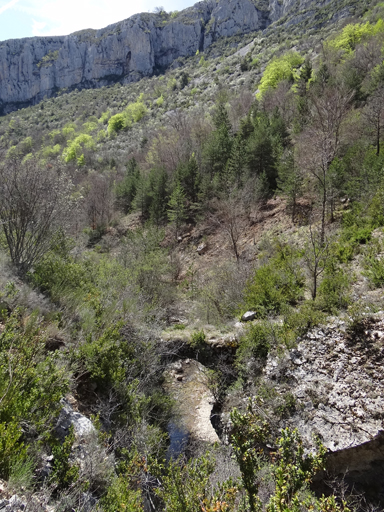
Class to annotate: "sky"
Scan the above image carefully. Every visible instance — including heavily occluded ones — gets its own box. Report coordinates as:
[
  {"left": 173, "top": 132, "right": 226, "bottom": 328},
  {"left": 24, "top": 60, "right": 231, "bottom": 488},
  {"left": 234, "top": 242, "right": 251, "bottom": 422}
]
[{"left": 0, "top": 0, "right": 195, "bottom": 41}]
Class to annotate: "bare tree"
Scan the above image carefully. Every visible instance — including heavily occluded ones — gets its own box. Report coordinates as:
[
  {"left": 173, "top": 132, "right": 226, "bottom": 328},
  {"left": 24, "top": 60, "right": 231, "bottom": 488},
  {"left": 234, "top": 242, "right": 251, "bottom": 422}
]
[
  {"left": 363, "top": 85, "right": 384, "bottom": 156},
  {"left": 85, "top": 172, "right": 115, "bottom": 232},
  {"left": 210, "top": 194, "right": 244, "bottom": 262},
  {"left": 0, "top": 157, "right": 75, "bottom": 274},
  {"left": 297, "top": 85, "right": 354, "bottom": 244},
  {"left": 304, "top": 224, "right": 330, "bottom": 300}
]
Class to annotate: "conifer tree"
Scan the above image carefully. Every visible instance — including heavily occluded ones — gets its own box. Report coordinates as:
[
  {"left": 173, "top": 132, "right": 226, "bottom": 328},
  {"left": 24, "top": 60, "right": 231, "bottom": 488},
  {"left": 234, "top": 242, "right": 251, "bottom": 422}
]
[
  {"left": 167, "top": 182, "right": 187, "bottom": 239},
  {"left": 116, "top": 158, "right": 140, "bottom": 213},
  {"left": 277, "top": 149, "right": 303, "bottom": 222}
]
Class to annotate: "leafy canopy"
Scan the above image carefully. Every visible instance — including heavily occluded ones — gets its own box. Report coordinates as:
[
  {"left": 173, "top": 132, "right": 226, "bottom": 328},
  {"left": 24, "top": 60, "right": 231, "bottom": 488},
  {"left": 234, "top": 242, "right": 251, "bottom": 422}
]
[
  {"left": 326, "top": 19, "right": 384, "bottom": 54},
  {"left": 257, "top": 52, "right": 304, "bottom": 98}
]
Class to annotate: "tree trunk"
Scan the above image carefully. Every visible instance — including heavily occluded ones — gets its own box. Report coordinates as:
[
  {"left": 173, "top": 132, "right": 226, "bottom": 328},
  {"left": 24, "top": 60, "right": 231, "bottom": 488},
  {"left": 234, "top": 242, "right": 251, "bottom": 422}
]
[{"left": 321, "top": 185, "right": 326, "bottom": 246}]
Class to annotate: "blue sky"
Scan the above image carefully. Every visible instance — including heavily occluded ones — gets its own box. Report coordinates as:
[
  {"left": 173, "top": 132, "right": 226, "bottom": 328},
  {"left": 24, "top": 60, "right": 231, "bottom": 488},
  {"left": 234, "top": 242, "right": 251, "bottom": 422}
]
[{"left": 0, "top": 0, "right": 195, "bottom": 41}]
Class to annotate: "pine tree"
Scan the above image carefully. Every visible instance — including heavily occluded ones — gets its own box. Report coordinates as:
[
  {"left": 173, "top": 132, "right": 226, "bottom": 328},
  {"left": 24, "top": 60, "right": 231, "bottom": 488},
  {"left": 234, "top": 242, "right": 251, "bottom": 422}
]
[
  {"left": 133, "top": 172, "right": 151, "bottom": 219},
  {"left": 277, "top": 149, "right": 303, "bottom": 223},
  {"left": 149, "top": 167, "right": 169, "bottom": 226},
  {"left": 225, "top": 135, "right": 247, "bottom": 191},
  {"left": 177, "top": 155, "right": 201, "bottom": 204},
  {"left": 167, "top": 182, "right": 187, "bottom": 239},
  {"left": 203, "top": 104, "right": 233, "bottom": 178},
  {"left": 116, "top": 158, "right": 140, "bottom": 213}
]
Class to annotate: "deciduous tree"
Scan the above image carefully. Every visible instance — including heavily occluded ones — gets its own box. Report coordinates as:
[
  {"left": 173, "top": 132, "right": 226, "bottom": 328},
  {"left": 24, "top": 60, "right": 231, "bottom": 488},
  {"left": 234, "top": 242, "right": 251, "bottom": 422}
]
[{"left": 0, "top": 157, "right": 75, "bottom": 274}]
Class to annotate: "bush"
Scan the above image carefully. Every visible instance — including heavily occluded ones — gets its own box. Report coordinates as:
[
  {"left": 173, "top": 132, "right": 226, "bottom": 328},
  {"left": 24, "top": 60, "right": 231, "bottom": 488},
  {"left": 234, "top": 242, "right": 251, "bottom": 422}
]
[
  {"left": 363, "top": 241, "right": 384, "bottom": 288},
  {"left": 326, "top": 19, "right": 384, "bottom": 53},
  {"left": 335, "top": 226, "right": 372, "bottom": 262},
  {"left": 317, "top": 267, "right": 351, "bottom": 313},
  {"left": 0, "top": 422, "right": 25, "bottom": 480},
  {"left": 50, "top": 427, "right": 79, "bottom": 490},
  {"left": 107, "top": 113, "right": 126, "bottom": 135},
  {"left": 0, "top": 310, "right": 69, "bottom": 479},
  {"left": 79, "top": 323, "right": 133, "bottom": 388},
  {"left": 239, "top": 323, "right": 272, "bottom": 360},
  {"left": 283, "top": 302, "right": 325, "bottom": 343},
  {"left": 243, "top": 245, "right": 304, "bottom": 317},
  {"left": 189, "top": 329, "right": 206, "bottom": 349},
  {"left": 62, "top": 133, "right": 95, "bottom": 162}
]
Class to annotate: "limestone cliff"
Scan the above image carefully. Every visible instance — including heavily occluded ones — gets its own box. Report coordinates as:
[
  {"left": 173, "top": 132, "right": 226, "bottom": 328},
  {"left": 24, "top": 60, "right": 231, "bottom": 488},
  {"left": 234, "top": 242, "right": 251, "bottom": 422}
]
[
  {"left": 0, "top": 0, "right": 268, "bottom": 114},
  {"left": 0, "top": 0, "right": 343, "bottom": 114}
]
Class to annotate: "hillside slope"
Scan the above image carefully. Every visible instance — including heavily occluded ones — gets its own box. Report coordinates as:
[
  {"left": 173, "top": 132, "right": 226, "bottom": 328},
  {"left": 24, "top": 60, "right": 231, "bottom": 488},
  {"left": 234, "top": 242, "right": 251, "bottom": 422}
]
[{"left": 0, "top": 0, "right": 361, "bottom": 114}]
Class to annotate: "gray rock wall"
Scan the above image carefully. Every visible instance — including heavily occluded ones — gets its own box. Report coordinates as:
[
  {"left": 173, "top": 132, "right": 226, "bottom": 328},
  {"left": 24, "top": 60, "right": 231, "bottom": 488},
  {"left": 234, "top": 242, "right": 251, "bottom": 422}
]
[
  {"left": 0, "top": 0, "right": 342, "bottom": 114},
  {"left": 0, "top": 0, "right": 271, "bottom": 114}
]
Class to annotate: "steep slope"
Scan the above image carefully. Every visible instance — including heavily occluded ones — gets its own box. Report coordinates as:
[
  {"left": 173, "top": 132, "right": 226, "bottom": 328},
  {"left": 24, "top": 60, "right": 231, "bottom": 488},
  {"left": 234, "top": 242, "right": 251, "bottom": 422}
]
[
  {"left": 0, "top": 0, "right": 358, "bottom": 114},
  {"left": 0, "top": 0, "right": 268, "bottom": 114}
]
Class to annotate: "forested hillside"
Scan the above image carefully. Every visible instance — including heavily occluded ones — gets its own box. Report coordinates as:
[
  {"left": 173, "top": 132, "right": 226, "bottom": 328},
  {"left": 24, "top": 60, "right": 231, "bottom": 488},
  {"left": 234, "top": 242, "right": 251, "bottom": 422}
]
[{"left": 0, "top": 0, "right": 384, "bottom": 510}]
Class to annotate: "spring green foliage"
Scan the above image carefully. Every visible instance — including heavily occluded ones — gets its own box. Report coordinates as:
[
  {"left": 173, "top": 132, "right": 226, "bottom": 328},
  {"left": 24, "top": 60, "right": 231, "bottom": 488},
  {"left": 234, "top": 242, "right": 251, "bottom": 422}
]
[
  {"left": 80, "top": 323, "right": 134, "bottom": 387},
  {"left": 153, "top": 453, "right": 238, "bottom": 512},
  {"left": 189, "top": 329, "right": 206, "bottom": 348},
  {"left": 37, "top": 50, "right": 59, "bottom": 68},
  {"left": 107, "top": 95, "right": 147, "bottom": 135},
  {"left": 0, "top": 423, "right": 25, "bottom": 480},
  {"left": 257, "top": 52, "right": 304, "bottom": 97},
  {"left": 102, "top": 474, "right": 143, "bottom": 512},
  {"left": 62, "top": 133, "right": 95, "bottom": 163},
  {"left": 107, "top": 113, "right": 126, "bottom": 135},
  {"left": 326, "top": 19, "right": 384, "bottom": 53},
  {"left": 317, "top": 265, "right": 351, "bottom": 313}
]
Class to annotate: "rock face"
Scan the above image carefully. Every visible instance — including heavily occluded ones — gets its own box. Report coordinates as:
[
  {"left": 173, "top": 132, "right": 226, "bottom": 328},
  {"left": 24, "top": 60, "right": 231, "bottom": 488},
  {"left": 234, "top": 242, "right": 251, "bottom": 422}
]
[
  {"left": 0, "top": 0, "right": 335, "bottom": 114},
  {"left": 0, "top": 0, "right": 263, "bottom": 114},
  {"left": 55, "top": 397, "right": 95, "bottom": 441},
  {"left": 263, "top": 315, "right": 384, "bottom": 488}
]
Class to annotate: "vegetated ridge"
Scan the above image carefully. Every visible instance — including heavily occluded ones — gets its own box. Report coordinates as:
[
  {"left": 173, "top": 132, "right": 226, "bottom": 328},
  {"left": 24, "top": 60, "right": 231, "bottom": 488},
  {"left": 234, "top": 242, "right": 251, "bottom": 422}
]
[
  {"left": 0, "top": 0, "right": 361, "bottom": 114},
  {"left": 0, "top": 0, "right": 384, "bottom": 510}
]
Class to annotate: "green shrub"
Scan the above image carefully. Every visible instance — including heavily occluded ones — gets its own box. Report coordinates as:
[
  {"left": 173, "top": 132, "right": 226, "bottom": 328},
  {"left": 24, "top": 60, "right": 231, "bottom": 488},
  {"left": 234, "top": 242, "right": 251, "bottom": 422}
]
[
  {"left": 173, "top": 323, "right": 186, "bottom": 330},
  {"left": 79, "top": 323, "right": 133, "bottom": 388},
  {"left": 317, "top": 268, "right": 351, "bottom": 313},
  {"left": 283, "top": 302, "right": 325, "bottom": 343},
  {"left": 102, "top": 475, "right": 143, "bottom": 512},
  {"left": 363, "top": 241, "right": 384, "bottom": 288},
  {"left": 238, "top": 322, "right": 272, "bottom": 360},
  {"left": 243, "top": 246, "right": 304, "bottom": 317},
  {"left": 62, "top": 133, "right": 95, "bottom": 162},
  {"left": 189, "top": 329, "right": 206, "bottom": 348},
  {"left": 0, "top": 422, "right": 25, "bottom": 479},
  {"left": 335, "top": 226, "right": 372, "bottom": 263},
  {"left": 326, "top": 19, "right": 384, "bottom": 54},
  {"left": 108, "top": 113, "right": 126, "bottom": 135},
  {"left": 32, "top": 252, "right": 96, "bottom": 302},
  {"left": 50, "top": 427, "right": 79, "bottom": 490}
]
